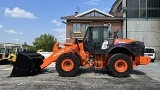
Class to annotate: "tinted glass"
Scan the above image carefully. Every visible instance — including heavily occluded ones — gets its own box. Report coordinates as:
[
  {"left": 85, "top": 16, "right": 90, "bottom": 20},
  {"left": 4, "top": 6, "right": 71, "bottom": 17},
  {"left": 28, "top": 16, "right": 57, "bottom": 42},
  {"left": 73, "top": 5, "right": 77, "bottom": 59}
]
[{"left": 144, "top": 48, "right": 154, "bottom": 53}]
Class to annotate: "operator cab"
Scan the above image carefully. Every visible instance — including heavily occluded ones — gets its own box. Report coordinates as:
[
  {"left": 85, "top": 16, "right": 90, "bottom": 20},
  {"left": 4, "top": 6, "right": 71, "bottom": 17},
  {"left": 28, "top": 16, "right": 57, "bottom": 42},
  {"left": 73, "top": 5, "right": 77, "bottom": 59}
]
[
  {"left": 83, "top": 26, "right": 112, "bottom": 54},
  {"left": 0, "top": 48, "right": 5, "bottom": 53}
]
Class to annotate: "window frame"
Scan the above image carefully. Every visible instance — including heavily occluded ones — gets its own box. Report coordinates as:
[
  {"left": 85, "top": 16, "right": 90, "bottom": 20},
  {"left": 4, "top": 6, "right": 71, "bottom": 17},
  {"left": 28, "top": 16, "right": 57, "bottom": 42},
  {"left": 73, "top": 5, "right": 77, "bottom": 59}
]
[
  {"left": 127, "top": 0, "right": 160, "bottom": 18},
  {"left": 72, "top": 23, "right": 80, "bottom": 32},
  {"left": 82, "top": 24, "right": 90, "bottom": 32}
]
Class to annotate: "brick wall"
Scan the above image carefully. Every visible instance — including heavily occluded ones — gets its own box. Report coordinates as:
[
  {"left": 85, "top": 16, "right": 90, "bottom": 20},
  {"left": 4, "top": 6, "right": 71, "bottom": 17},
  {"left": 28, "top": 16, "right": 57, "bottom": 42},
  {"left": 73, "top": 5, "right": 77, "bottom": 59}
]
[{"left": 66, "top": 20, "right": 122, "bottom": 43}]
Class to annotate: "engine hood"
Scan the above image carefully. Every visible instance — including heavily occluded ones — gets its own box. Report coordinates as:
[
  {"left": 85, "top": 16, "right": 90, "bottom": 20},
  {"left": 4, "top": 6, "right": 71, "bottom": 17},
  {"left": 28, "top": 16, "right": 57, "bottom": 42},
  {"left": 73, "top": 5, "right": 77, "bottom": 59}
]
[{"left": 114, "top": 38, "right": 135, "bottom": 46}]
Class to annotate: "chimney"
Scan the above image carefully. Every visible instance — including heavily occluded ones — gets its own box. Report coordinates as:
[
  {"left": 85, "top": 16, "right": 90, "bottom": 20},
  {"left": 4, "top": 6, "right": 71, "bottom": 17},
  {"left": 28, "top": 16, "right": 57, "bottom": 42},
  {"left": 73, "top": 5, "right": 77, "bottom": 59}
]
[{"left": 75, "top": 12, "right": 78, "bottom": 16}]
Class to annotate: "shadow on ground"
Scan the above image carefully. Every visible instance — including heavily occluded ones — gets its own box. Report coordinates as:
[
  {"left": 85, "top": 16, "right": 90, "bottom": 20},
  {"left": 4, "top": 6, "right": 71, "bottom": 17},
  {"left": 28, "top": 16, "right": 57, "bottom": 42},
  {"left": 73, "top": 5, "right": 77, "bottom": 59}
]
[
  {"left": 40, "top": 67, "right": 146, "bottom": 77},
  {"left": 9, "top": 67, "right": 147, "bottom": 78},
  {"left": 131, "top": 69, "right": 146, "bottom": 75},
  {"left": 33, "top": 67, "right": 112, "bottom": 77},
  {"left": 0, "top": 60, "right": 10, "bottom": 65}
]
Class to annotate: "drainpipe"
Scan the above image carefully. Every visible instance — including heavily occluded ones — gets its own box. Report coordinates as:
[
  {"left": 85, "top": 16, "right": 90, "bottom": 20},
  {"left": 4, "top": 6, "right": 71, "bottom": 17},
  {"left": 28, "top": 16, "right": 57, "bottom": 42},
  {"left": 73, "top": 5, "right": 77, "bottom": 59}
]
[{"left": 126, "top": 0, "right": 127, "bottom": 39}]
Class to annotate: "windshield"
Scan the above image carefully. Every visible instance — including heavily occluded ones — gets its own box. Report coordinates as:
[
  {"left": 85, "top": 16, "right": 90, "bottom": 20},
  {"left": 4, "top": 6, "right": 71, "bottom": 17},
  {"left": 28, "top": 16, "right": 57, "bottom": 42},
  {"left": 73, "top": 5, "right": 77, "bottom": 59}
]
[
  {"left": 17, "top": 48, "right": 23, "bottom": 52},
  {"left": 92, "top": 27, "right": 100, "bottom": 43},
  {"left": 84, "top": 26, "right": 111, "bottom": 43},
  {"left": 144, "top": 48, "right": 154, "bottom": 53}
]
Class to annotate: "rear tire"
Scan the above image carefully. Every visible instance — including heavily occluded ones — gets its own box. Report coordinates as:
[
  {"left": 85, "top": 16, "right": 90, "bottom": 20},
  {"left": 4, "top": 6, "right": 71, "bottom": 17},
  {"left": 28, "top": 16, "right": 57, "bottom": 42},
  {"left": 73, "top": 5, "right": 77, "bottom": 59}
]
[
  {"left": 56, "top": 53, "right": 80, "bottom": 77},
  {"left": 107, "top": 53, "right": 132, "bottom": 78}
]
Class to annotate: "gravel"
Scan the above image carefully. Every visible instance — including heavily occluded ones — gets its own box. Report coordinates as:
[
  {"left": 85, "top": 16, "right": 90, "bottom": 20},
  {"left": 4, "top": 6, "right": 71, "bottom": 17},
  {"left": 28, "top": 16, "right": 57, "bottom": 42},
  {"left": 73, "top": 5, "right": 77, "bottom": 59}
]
[{"left": 0, "top": 61, "right": 160, "bottom": 90}]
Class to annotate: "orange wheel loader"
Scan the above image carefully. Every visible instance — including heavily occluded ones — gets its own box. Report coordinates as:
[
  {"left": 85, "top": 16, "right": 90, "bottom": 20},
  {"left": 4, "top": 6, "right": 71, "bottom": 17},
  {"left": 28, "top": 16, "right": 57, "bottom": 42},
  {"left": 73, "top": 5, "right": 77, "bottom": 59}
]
[{"left": 10, "top": 26, "right": 151, "bottom": 77}]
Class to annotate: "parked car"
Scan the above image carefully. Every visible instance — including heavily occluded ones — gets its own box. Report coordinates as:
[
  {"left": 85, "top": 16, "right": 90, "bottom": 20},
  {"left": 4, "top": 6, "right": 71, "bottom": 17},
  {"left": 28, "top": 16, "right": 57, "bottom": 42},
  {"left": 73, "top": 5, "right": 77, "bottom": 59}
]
[{"left": 144, "top": 47, "right": 156, "bottom": 62}]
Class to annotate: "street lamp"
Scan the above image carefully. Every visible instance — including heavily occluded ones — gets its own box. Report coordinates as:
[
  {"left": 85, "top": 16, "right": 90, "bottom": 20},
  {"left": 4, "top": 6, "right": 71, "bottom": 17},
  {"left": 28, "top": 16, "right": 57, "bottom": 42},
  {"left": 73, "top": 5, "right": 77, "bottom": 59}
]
[{"left": 62, "top": 21, "right": 66, "bottom": 24}]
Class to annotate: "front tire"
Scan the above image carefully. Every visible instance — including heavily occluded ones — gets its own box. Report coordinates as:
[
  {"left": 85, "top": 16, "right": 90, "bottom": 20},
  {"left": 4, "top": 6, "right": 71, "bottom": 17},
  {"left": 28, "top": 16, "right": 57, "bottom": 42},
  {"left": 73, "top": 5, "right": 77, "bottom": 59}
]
[
  {"left": 108, "top": 53, "right": 132, "bottom": 78},
  {"left": 56, "top": 53, "right": 80, "bottom": 77}
]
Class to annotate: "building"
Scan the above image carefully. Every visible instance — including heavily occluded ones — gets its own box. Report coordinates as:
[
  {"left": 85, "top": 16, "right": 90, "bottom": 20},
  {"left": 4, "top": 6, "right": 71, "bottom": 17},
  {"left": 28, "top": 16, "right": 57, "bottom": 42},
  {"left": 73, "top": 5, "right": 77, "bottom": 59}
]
[
  {"left": 110, "top": 0, "right": 160, "bottom": 59},
  {"left": 61, "top": 8, "right": 124, "bottom": 43},
  {"left": 0, "top": 43, "right": 22, "bottom": 49}
]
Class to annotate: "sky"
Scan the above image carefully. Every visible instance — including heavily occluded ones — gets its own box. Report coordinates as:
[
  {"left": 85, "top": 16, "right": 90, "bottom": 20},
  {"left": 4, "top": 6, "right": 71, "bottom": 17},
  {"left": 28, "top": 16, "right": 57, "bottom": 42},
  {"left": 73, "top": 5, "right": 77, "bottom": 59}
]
[{"left": 0, "top": 0, "right": 115, "bottom": 45}]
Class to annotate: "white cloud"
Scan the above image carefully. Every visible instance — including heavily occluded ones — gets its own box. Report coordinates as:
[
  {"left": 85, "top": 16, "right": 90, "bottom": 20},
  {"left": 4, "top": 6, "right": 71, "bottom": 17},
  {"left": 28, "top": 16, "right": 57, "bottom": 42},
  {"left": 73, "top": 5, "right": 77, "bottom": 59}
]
[
  {"left": 84, "top": 0, "right": 100, "bottom": 5},
  {"left": 52, "top": 28, "right": 66, "bottom": 43},
  {"left": 4, "top": 7, "right": 37, "bottom": 19},
  {"left": 12, "top": 38, "right": 19, "bottom": 41},
  {"left": 53, "top": 28, "right": 65, "bottom": 33},
  {"left": 0, "top": 24, "right": 3, "bottom": 29},
  {"left": 101, "top": 7, "right": 111, "bottom": 13},
  {"left": 58, "top": 33, "right": 66, "bottom": 42},
  {"left": 51, "top": 19, "right": 62, "bottom": 26},
  {"left": 5, "top": 30, "right": 23, "bottom": 34}
]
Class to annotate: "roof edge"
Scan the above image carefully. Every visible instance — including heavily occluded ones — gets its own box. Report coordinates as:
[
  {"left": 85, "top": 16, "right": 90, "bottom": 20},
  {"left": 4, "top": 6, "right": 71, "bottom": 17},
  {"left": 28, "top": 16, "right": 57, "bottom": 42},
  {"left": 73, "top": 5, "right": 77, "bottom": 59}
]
[
  {"left": 109, "top": 0, "right": 122, "bottom": 13},
  {"left": 75, "top": 8, "right": 114, "bottom": 17}
]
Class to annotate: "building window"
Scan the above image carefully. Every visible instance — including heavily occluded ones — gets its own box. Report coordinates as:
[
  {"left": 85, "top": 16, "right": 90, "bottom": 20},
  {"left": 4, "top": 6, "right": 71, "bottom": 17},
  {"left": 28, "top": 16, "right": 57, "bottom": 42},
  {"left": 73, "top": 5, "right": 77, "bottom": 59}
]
[
  {"left": 82, "top": 24, "right": 90, "bottom": 32},
  {"left": 127, "top": 0, "right": 139, "bottom": 18},
  {"left": 140, "top": 0, "right": 146, "bottom": 18},
  {"left": 117, "top": 2, "right": 122, "bottom": 12},
  {"left": 127, "top": 0, "right": 160, "bottom": 18},
  {"left": 72, "top": 23, "right": 80, "bottom": 32},
  {"left": 147, "top": 0, "right": 160, "bottom": 18},
  {"left": 90, "top": 12, "right": 94, "bottom": 16},
  {"left": 83, "top": 11, "right": 106, "bottom": 17},
  {"left": 95, "top": 12, "right": 99, "bottom": 16}
]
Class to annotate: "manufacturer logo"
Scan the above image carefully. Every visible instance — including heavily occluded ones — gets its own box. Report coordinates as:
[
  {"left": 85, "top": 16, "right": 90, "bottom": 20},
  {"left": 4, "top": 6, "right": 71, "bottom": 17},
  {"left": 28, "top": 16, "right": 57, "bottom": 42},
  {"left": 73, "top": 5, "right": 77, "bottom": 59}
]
[
  {"left": 118, "top": 42, "right": 125, "bottom": 44},
  {"left": 53, "top": 49, "right": 64, "bottom": 57}
]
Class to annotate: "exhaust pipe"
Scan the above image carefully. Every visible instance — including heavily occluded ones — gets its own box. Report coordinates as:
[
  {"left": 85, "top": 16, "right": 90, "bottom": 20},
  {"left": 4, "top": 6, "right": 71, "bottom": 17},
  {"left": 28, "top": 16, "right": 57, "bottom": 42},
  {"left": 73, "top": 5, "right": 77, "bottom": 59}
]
[{"left": 10, "top": 52, "right": 44, "bottom": 77}]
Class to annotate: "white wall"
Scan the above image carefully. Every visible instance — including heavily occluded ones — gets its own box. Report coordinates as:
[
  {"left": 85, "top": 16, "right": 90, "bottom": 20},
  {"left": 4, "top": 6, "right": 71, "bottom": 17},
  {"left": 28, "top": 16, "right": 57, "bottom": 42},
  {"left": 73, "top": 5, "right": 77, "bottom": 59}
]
[
  {"left": 127, "top": 20, "right": 160, "bottom": 59},
  {"left": 37, "top": 52, "right": 52, "bottom": 58}
]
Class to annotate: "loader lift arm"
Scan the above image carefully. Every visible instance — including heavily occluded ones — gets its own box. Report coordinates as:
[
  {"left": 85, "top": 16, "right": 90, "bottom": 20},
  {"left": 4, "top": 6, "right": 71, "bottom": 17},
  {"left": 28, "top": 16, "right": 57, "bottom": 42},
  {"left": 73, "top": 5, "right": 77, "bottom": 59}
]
[{"left": 40, "top": 42, "right": 77, "bottom": 69}]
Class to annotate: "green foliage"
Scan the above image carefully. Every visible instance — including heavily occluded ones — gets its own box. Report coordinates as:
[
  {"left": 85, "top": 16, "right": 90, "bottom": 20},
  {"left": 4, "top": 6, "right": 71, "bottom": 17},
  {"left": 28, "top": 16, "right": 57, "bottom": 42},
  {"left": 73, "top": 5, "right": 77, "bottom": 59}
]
[
  {"left": 27, "top": 46, "right": 37, "bottom": 52},
  {"left": 23, "top": 42, "right": 28, "bottom": 46},
  {"left": 32, "top": 33, "right": 57, "bottom": 52},
  {"left": 22, "top": 42, "right": 36, "bottom": 52}
]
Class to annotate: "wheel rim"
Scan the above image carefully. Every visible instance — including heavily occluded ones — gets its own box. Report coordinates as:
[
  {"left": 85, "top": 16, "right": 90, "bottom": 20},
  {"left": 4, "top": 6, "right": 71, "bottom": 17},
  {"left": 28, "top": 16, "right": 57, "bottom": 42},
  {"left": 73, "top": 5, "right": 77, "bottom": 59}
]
[
  {"left": 115, "top": 60, "right": 128, "bottom": 73},
  {"left": 61, "top": 59, "right": 74, "bottom": 72}
]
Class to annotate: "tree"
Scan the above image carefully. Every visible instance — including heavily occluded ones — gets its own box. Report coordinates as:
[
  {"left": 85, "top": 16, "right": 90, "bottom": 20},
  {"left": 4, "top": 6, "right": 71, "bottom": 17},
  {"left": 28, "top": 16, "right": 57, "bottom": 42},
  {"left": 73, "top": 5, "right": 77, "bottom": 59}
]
[
  {"left": 27, "top": 46, "right": 37, "bottom": 52},
  {"left": 23, "top": 42, "right": 28, "bottom": 46},
  {"left": 33, "top": 33, "right": 57, "bottom": 52},
  {"left": 22, "top": 42, "right": 28, "bottom": 49}
]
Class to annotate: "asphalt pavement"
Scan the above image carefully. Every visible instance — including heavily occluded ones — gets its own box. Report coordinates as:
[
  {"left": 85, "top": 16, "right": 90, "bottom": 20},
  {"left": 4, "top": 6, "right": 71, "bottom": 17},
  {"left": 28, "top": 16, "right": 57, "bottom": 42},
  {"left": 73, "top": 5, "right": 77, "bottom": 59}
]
[{"left": 0, "top": 60, "right": 160, "bottom": 90}]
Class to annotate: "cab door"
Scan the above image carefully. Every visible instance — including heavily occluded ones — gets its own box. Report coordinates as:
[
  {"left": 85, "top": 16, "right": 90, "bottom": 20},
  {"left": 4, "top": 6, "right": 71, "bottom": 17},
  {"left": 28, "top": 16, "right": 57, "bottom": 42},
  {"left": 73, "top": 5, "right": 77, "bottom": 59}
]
[{"left": 83, "top": 26, "right": 108, "bottom": 54}]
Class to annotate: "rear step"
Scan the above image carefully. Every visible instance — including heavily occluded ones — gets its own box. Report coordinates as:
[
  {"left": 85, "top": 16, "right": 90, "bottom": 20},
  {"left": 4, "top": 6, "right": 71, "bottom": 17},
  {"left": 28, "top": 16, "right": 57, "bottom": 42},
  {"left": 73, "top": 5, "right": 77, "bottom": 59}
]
[{"left": 10, "top": 52, "right": 44, "bottom": 77}]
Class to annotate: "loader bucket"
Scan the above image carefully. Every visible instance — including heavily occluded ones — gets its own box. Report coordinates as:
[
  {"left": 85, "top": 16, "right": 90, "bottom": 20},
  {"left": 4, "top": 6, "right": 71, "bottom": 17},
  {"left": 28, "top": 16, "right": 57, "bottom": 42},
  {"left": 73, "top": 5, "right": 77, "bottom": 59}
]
[{"left": 10, "top": 52, "right": 44, "bottom": 77}]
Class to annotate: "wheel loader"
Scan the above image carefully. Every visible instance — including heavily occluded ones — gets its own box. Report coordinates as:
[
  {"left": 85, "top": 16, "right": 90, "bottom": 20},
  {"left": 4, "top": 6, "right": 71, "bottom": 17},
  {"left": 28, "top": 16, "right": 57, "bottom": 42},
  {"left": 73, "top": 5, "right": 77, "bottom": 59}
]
[
  {"left": 0, "top": 48, "right": 9, "bottom": 63},
  {"left": 0, "top": 48, "right": 15, "bottom": 63},
  {"left": 8, "top": 48, "right": 26, "bottom": 64},
  {"left": 0, "top": 48, "right": 25, "bottom": 64},
  {"left": 10, "top": 26, "right": 151, "bottom": 77}
]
